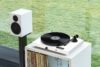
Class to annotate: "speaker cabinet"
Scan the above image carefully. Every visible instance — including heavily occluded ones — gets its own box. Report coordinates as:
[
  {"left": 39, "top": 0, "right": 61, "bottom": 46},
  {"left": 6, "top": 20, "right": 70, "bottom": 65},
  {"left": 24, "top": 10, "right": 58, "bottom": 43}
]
[{"left": 10, "top": 9, "right": 32, "bottom": 37}]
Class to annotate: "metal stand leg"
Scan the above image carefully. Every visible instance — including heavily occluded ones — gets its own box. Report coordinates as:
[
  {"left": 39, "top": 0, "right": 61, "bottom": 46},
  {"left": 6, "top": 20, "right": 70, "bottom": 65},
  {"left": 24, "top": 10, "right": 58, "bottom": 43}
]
[{"left": 19, "top": 36, "right": 27, "bottom": 67}]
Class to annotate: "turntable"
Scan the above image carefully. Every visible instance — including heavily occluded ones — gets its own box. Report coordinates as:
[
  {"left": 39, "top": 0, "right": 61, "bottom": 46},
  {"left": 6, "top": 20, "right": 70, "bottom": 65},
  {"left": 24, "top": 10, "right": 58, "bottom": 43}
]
[
  {"left": 27, "top": 32, "right": 84, "bottom": 56},
  {"left": 25, "top": 32, "right": 91, "bottom": 67}
]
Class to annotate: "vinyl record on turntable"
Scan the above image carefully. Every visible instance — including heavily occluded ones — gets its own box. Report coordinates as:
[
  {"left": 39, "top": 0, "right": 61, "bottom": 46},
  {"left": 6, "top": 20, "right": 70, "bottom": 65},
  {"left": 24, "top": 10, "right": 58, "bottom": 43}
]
[{"left": 41, "top": 32, "right": 70, "bottom": 46}]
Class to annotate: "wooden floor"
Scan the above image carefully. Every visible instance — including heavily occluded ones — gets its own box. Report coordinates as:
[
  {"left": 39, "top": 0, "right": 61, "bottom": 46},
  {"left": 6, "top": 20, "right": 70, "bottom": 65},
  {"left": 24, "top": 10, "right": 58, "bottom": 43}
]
[{"left": 0, "top": 46, "right": 19, "bottom": 67}]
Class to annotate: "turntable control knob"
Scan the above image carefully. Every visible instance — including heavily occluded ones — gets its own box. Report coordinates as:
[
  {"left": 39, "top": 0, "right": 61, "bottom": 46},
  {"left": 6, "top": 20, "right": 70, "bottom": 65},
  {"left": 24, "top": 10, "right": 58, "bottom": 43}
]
[{"left": 72, "top": 35, "right": 79, "bottom": 42}]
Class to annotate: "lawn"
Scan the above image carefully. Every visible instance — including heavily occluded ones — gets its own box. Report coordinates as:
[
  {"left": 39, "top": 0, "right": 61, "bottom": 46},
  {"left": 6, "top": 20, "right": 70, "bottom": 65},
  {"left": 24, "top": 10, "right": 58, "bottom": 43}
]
[{"left": 0, "top": 0, "right": 100, "bottom": 67}]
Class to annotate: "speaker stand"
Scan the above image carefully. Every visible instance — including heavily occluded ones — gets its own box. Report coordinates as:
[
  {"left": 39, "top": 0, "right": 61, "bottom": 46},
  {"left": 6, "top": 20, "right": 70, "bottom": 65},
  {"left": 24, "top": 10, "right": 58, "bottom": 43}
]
[{"left": 19, "top": 36, "right": 27, "bottom": 67}]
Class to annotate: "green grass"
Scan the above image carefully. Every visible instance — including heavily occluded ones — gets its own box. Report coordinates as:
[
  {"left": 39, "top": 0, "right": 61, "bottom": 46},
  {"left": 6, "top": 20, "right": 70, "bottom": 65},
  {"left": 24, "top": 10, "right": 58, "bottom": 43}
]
[{"left": 0, "top": 0, "right": 100, "bottom": 67}]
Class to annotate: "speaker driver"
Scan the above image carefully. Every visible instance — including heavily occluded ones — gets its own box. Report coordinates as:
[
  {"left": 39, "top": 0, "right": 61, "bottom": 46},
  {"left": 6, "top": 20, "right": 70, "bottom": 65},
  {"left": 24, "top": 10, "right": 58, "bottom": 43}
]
[
  {"left": 11, "top": 22, "right": 21, "bottom": 35},
  {"left": 41, "top": 32, "right": 70, "bottom": 46}
]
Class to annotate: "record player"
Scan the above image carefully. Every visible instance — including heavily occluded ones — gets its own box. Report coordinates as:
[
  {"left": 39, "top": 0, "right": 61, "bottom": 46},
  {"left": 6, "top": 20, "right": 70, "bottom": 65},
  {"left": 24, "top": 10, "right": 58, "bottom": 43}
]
[{"left": 25, "top": 32, "right": 91, "bottom": 67}]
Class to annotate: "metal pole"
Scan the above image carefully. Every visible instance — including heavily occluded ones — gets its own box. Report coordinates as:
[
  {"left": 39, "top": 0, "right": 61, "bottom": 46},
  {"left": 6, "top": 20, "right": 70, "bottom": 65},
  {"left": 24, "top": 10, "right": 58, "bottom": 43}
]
[{"left": 19, "top": 36, "right": 27, "bottom": 67}]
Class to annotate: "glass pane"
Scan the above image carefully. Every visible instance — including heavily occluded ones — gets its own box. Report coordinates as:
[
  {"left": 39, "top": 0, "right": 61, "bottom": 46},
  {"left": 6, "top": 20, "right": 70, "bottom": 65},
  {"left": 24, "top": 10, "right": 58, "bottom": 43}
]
[{"left": 0, "top": 0, "right": 100, "bottom": 66}]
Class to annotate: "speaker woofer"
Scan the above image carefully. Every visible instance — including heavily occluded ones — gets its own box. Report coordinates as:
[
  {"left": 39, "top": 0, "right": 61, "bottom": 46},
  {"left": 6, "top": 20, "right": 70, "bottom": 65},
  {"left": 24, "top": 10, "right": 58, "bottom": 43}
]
[{"left": 11, "top": 22, "right": 21, "bottom": 35}]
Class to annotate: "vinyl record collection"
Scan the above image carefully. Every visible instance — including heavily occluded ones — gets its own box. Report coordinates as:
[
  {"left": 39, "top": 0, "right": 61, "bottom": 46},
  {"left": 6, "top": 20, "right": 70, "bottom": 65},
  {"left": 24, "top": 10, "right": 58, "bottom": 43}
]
[{"left": 27, "top": 50, "right": 48, "bottom": 67}]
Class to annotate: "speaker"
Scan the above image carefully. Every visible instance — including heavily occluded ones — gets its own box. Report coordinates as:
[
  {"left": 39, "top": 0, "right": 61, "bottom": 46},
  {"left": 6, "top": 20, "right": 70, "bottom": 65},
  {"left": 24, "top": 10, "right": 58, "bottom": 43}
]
[{"left": 10, "top": 9, "right": 32, "bottom": 37}]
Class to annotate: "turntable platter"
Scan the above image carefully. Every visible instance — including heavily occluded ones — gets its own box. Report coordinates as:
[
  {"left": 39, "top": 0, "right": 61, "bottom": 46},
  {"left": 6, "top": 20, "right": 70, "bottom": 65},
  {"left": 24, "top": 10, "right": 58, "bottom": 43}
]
[{"left": 41, "top": 32, "right": 70, "bottom": 46}]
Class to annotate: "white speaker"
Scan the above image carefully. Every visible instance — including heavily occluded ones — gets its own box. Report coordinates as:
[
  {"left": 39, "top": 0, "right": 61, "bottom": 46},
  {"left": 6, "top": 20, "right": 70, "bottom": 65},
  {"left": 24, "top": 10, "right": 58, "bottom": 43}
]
[{"left": 10, "top": 9, "right": 32, "bottom": 37}]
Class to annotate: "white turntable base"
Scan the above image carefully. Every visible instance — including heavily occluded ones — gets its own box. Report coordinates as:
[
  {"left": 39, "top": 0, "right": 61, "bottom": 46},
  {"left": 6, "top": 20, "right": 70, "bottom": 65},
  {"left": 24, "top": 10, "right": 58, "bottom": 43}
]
[{"left": 25, "top": 41, "right": 91, "bottom": 67}]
